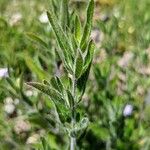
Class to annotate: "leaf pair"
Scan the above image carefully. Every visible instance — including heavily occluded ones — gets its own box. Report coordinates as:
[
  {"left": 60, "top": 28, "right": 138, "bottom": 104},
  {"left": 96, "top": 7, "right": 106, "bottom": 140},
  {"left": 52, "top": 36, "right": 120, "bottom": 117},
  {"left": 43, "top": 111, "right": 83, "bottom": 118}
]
[{"left": 27, "top": 77, "right": 71, "bottom": 123}]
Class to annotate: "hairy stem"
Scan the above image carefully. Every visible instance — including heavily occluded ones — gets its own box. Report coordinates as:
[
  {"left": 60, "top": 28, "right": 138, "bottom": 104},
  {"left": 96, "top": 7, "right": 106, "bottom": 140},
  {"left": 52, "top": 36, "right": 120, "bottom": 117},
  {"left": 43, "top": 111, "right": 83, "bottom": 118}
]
[
  {"left": 70, "top": 137, "right": 76, "bottom": 150},
  {"left": 70, "top": 75, "right": 76, "bottom": 150}
]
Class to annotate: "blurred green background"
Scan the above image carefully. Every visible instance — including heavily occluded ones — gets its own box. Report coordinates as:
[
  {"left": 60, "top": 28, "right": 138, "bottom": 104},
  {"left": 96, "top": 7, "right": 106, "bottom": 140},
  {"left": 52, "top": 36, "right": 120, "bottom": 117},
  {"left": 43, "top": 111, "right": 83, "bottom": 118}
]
[{"left": 1, "top": 0, "right": 150, "bottom": 149}]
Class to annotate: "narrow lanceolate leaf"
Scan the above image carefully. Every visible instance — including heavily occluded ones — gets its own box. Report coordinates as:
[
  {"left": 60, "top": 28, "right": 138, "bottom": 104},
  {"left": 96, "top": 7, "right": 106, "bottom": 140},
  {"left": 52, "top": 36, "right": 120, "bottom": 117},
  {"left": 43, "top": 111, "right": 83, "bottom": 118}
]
[
  {"left": 60, "top": 0, "right": 69, "bottom": 31},
  {"left": 56, "top": 76, "right": 64, "bottom": 92},
  {"left": 67, "top": 90, "right": 74, "bottom": 108},
  {"left": 66, "top": 32, "right": 76, "bottom": 55},
  {"left": 75, "top": 49, "right": 84, "bottom": 79},
  {"left": 50, "top": 77, "right": 64, "bottom": 93},
  {"left": 69, "top": 10, "right": 76, "bottom": 30},
  {"left": 50, "top": 77, "right": 66, "bottom": 103},
  {"left": 26, "top": 32, "right": 48, "bottom": 48},
  {"left": 83, "top": 40, "right": 95, "bottom": 73},
  {"left": 71, "top": 34, "right": 78, "bottom": 52},
  {"left": 77, "top": 63, "right": 92, "bottom": 99},
  {"left": 80, "top": 0, "right": 94, "bottom": 52},
  {"left": 27, "top": 82, "right": 62, "bottom": 102},
  {"left": 55, "top": 48, "right": 73, "bottom": 74},
  {"left": 55, "top": 103, "right": 70, "bottom": 123},
  {"left": 74, "top": 15, "right": 82, "bottom": 43},
  {"left": 50, "top": 77, "right": 59, "bottom": 91},
  {"left": 46, "top": 11, "right": 72, "bottom": 57}
]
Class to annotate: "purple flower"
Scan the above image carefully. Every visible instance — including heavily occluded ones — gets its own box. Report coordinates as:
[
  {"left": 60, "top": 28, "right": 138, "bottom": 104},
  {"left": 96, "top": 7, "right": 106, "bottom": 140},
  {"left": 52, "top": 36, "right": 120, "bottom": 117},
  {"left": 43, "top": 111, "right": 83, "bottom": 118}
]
[
  {"left": 0, "top": 68, "right": 8, "bottom": 78},
  {"left": 123, "top": 104, "right": 133, "bottom": 117}
]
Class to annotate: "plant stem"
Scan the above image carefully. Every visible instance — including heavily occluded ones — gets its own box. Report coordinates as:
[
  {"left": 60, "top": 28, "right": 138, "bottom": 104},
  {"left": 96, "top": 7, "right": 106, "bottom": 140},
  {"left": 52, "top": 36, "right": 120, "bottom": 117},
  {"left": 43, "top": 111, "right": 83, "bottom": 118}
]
[
  {"left": 70, "top": 137, "right": 76, "bottom": 150},
  {"left": 70, "top": 75, "right": 76, "bottom": 150}
]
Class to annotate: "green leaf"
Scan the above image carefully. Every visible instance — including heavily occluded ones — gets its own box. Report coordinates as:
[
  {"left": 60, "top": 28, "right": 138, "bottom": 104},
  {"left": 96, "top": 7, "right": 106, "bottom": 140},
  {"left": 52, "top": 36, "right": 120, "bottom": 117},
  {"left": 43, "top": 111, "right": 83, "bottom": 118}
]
[
  {"left": 64, "top": 59, "right": 74, "bottom": 74},
  {"left": 47, "top": 11, "right": 72, "bottom": 58},
  {"left": 47, "top": 11, "right": 74, "bottom": 74},
  {"left": 74, "top": 15, "right": 82, "bottom": 43},
  {"left": 67, "top": 90, "right": 74, "bottom": 108},
  {"left": 55, "top": 48, "right": 73, "bottom": 74},
  {"left": 77, "top": 62, "right": 91, "bottom": 99},
  {"left": 83, "top": 40, "right": 95, "bottom": 72},
  {"left": 69, "top": 10, "right": 76, "bottom": 30},
  {"left": 27, "top": 82, "right": 63, "bottom": 103},
  {"left": 27, "top": 83, "right": 70, "bottom": 123},
  {"left": 75, "top": 49, "right": 84, "bottom": 79},
  {"left": 50, "top": 77, "right": 59, "bottom": 91},
  {"left": 60, "top": 0, "right": 69, "bottom": 31},
  {"left": 80, "top": 0, "right": 94, "bottom": 52},
  {"left": 50, "top": 77, "right": 70, "bottom": 107},
  {"left": 67, "top": 32, "right": 77, "bottom": 55},
  {"left": 56, "top": 76, "right": 64, "bottom": 92},
  {"left": 55, "top": 104, "right": 70, "bottom": 123},
  {"left": 26, "top": 32, "right": 48, "bottom": 48},
  {"left": 50, "top": 76, "right": 64, "bottom": 93}
]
